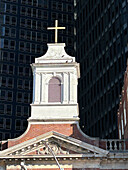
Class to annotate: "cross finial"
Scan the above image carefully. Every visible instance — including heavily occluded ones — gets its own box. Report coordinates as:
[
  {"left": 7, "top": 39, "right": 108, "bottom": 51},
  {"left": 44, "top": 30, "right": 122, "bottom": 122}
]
[{"left": 47, "top": 20, "right": 65, "bottom": 43}]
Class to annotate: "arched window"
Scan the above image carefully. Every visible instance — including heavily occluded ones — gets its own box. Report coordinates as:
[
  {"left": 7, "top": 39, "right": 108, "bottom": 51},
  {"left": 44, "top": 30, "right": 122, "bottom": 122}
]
[{"left": 48, "top": 77, "right": 61, "bottom": 102}]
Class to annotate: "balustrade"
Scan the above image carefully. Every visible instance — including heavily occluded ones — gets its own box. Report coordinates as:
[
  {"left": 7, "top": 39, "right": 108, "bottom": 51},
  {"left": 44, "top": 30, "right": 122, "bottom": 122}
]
[{"left": 106, "top": 140, "right": 127, "bottom": 151}]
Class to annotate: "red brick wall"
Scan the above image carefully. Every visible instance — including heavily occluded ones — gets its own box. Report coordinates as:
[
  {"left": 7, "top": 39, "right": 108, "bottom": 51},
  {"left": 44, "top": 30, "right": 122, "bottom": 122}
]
[
  {"left": 7, "top": 123, "right": 104, "bottom": 149},
  {"left": 8, "top": 123, "right": 74, "bottom": 147}
]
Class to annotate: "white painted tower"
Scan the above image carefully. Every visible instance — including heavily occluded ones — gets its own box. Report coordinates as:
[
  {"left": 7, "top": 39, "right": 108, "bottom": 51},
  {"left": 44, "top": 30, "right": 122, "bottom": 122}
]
[{"left": 29, "top": 43, "right": 80, "bottom": 123}]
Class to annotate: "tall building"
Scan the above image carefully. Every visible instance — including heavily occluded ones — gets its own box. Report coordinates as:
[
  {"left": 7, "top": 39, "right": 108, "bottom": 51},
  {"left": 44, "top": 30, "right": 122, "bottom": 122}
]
[
  {"left": 117, "top": 59, "right": 128, "bottom": 139},
  {"left": 0, "top": 0, "right": 74, "bottom": 140},
  {"left": 75, "top": 0, "right": 128, "bottom": 139}
]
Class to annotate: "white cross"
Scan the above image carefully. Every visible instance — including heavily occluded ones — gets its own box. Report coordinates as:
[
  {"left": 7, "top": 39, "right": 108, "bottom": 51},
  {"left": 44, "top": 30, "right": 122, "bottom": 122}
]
[{"left": 47, "top": 20, "right": 65, "bottom": 43}]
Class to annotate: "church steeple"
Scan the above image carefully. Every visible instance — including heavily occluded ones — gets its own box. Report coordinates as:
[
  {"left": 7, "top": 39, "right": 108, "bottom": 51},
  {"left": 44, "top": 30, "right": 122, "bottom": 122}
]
[
  {"left": 29, "top": 34, "right": 80, "bottom": 123},
  {"left": 28, "top": 21, "right": 80, "bottom": 123},
  {"left": 29, "top": 43, "right": 80, "bottom": 121}
]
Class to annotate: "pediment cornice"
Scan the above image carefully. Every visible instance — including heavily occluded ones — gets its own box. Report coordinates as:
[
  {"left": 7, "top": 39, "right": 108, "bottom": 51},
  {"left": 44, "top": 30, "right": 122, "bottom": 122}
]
[{"left": 0, "top": 131, "right": 108, "bottom": 158}]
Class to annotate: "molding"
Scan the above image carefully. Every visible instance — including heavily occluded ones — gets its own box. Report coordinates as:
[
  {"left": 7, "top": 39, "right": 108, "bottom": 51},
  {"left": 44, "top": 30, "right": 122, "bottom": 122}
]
[
  {"left": 0, "top": 131, "right": 108, "bottom": 156},
  {"left": 0, "top": 154, "right": 106, "bottom": 159},
  {"left": 31, "top": 63, "right": 79, "bottom": 67},
  {"left": 28, "top": 119, "right": 79, "bottom": 124},
  {"left": 30, "top": 103, "right": 78, "bottom": 106},
  {"left": 47, "top": 43, "right": 65, "bottom": 46}
]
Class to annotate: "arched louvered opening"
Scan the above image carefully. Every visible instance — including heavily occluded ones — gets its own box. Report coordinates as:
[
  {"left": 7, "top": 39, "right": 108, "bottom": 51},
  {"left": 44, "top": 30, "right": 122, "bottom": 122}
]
[{"left": 48, "top": 77, "right": 61, "bottom": 102}]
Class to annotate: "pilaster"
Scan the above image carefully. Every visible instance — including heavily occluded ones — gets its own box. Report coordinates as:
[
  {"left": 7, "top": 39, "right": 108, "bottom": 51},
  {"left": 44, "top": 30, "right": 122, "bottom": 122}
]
[
  {"left": 40, "top": 73, "right": 46, "bottom": 104},
  {"left": 34, "top": 72, "right": 41, "bottom": 104}
]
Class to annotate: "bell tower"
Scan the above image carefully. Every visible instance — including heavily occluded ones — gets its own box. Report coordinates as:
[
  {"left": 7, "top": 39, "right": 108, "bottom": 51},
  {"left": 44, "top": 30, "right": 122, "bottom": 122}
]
[
  {"left": 29, "top": 20, "right": 80, "bottom": 123},
  {"left": 29, "top": 43, "right": 80, "bottom": 123}
]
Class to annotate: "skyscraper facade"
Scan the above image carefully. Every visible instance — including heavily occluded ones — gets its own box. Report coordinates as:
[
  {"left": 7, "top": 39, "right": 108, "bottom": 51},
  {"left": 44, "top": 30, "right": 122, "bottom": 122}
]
[
  {"left": 0, "top": 0, "right": 74, "bottom": 140},
  {"left": 75, "top": 0, "right": 128, "bottom": 138}
]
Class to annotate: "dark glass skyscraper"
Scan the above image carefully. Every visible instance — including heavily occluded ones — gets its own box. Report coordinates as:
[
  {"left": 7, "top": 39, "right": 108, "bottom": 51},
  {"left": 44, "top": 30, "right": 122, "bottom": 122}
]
[
  {"left": 75, "top": 0, "right": 128, "bottom": 139},
  {"left": 0, "top": 0, "right": 74, "bottom": 140}
]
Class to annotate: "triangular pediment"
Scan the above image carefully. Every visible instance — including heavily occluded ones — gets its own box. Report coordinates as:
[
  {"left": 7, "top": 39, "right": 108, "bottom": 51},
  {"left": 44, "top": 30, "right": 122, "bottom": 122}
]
[{"left": 0, "top": 131, "right": 108, "bottom": 158}]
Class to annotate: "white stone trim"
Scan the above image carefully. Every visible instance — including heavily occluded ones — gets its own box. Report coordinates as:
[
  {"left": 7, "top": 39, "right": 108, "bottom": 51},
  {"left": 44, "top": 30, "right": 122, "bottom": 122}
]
[
  {"left": 40, "top": 73, "right": 45, "bottom": 103},
  {"left": 28, "top": 120, "right": 79, "bottom": 124},
  {"left": 32, "top": 70, "right": 36, "bottom": 103},
  {"left": 0, "top": 131, "right": 108, "bottom": 156},
  {"left": 34, "top": 73, "right": 41, "bottom": 104},
  {"left": 2, "top": 156, "right": 128, "bottom": 169}
]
